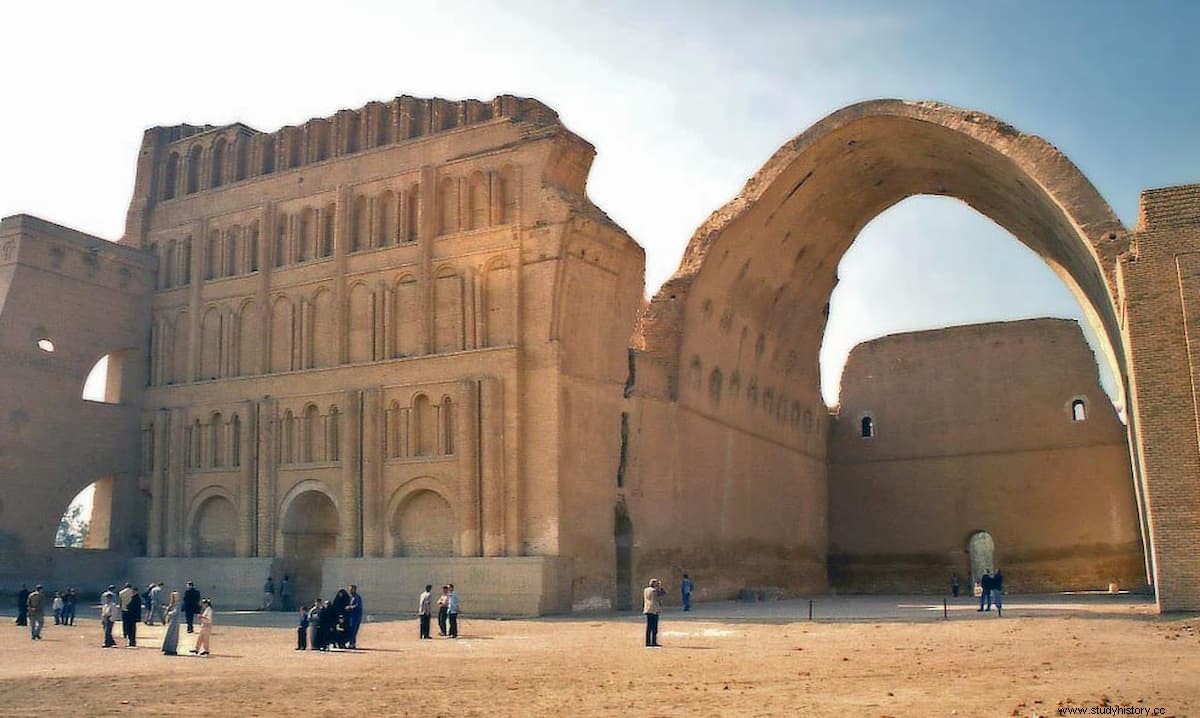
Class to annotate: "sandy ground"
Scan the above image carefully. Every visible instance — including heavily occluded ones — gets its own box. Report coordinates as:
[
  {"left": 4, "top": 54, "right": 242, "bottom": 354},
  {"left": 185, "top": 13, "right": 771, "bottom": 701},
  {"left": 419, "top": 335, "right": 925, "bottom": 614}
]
[{"left": 1, "top": 596, "right": 1197, "bottom": 717}]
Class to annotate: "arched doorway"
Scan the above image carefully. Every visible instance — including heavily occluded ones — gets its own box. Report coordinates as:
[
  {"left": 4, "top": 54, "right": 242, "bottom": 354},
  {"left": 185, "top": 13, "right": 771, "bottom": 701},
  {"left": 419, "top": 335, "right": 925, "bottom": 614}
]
[
  {"left": 390, "top": 489, "right": 454, "bottom": 556},
  {"left": 280, "top": 489, "right": 339, "bottom": 605},
  {"left": 614, "top": 505, "right": 634, "bottom": 611},
  {"left": 633, "top": 100, "right": 1168, "bottom": 605},
  {"left": 54, "top": 479, "right": 112, "bottom": 550},
  {"left": 967, "top": 531, "right": 995, "bottom": 590}
]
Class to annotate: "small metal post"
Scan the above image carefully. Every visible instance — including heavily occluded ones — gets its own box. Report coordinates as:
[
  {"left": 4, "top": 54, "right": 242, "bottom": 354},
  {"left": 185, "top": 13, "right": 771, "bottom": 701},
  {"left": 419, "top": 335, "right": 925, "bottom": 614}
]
[{"left": 943, "top": 598, "right": 948, "bottom": 620}]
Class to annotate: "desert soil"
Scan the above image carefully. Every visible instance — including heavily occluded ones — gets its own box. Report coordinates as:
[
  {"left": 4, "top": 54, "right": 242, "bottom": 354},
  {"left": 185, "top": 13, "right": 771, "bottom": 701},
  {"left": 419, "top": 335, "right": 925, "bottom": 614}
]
[{"left": 1, "top": 602, "right": 1197, "bottom": 717}]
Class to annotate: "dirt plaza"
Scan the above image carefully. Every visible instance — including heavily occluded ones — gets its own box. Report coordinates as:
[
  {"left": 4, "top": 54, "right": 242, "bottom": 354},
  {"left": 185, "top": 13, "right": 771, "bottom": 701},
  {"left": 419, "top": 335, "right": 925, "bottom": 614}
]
[{"left": 1, "top": 595, "right": 1197, "bottom": 717}]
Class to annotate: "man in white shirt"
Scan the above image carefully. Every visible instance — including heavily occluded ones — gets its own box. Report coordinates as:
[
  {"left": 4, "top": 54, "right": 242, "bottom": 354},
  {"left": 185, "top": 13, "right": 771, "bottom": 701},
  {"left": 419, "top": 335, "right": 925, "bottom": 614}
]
[
  {"left": 418, "top": 585, "right": 432, "bottom": 639},
  {"left": 643, "top": 578, "right": 665, "bottom": 647}
]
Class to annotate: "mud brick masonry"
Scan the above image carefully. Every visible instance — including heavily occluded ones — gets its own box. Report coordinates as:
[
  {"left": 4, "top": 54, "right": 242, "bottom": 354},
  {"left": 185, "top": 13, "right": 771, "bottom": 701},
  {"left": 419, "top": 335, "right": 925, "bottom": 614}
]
[{"left": 1, "top": 96, "right": 1197, "bottom": 613}]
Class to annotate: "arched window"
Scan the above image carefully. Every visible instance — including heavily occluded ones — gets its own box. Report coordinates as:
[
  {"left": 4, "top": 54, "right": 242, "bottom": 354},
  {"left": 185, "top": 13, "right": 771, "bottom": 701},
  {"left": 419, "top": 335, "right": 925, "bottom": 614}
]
[
  {"left": 248, "top": 223, "right": 260, "bottom": 272},
  {"left": 82, "top": 353, "right": 124, "bottom": 404},
  {"left": 861, "top": 415, "right": 874, "bottom": 438},
  {"left": 439, "top": 177, "right": 458, "bottom": 235},
  {"left": 498, "top": 165, "right": 518, "bottom": 224},
  {"left": 162, "top": 152, "right": 179, "bottom": 200},
  {"left": 467, "top": 172, "right": 488, "bottom": 230},
  {"left": 328, "top": 406, "right": 340, "bottom": 461},
  {"left": 298, "top": 208, "right": 314, "bottom": 263},
  {"left": 1072, "top": 399, "right": 1087, "bottom": 422},
  {"left": 351, "top": 195, "right": 368, "bottom": 252},
  {"left": 261, "top": 135, "right": 276, "bottom": 175},
  {"left": 205, "top": 231, "right": 219, "bottom": 280},
  {"left": 404, "top": 185, "right": 420, "bottom": 243},
  {"left": 320, "top": 204, "right": 335, "bottom": 258},
  {"left": 377, "top": 190, "right": 396, "bottom": 246},
  {"left": 210, "top": 137, "right": 226, "bottom": 188},
  {"left": 441, "top": 396, "right": 454, "bottom": 455},
  {"left": 163, "top": 241, "right": 177, "bottom": 289},
  {"left": 376, "top": 104, "right": 392, "bottom": 146},
  {"left": 414, "top": 394, "right": 433, "bottom": 456},
  {"left": 181, "top": 237, "right": 192, "bottom": 285},
  {"left": 225, "top": 226, "right": 240, "bottom": 276},
  {"left": 210, "top": 412, "right": 223, "bottom": 467},
  {"left": 186, "top": 145, "right": 203, "bottom": 194},
  {"left": 234, "top": 137, "right": 249, "bottom": 181},
  {"left": 303, "top": 404, "right": 320, "bottom": 462},
  {"left": 231, "top": 414, "right": 242, "bottom": 467},
  {"left": 281, "top": 410, "right": 295, "bottom": 464},
  {"left": 274, "top": 217, "right": 288, "bottom": 267}
]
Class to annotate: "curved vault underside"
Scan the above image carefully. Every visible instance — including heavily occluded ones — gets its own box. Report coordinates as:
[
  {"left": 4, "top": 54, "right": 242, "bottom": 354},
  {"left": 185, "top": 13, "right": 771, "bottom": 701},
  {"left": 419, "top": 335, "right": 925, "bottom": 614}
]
[{"left": 637, "top": 99, "right": 1131, "bottom": 407}]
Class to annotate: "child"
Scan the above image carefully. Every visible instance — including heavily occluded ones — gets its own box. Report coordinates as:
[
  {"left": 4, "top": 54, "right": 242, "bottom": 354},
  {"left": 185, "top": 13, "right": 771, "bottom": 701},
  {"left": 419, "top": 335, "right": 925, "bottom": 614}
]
[
  {"left": 296, "top": 603, "right": 309, "bottom": 650},
  {"left": 101, "top": 594, "right": 117, "bottom": 648}
]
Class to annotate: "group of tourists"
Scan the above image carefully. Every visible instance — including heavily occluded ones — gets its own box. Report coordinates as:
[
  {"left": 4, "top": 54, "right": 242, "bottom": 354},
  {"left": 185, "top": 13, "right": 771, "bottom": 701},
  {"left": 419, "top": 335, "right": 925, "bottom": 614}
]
[
  {"left": 14, "top": 584, "right": 80, "bottom": 640},
  {"left": 297, "top": 584, "right": 364, "bottom": 651},
  {"left": 416, "top": 583, "right": 460, "bottom": 639}
]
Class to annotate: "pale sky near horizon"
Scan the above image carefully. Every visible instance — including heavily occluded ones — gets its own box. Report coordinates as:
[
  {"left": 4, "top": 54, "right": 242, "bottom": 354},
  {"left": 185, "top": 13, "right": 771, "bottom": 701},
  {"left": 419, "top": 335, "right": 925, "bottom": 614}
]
[{"left": 3, "top": 1, "right": 1198, "bottom": 411}]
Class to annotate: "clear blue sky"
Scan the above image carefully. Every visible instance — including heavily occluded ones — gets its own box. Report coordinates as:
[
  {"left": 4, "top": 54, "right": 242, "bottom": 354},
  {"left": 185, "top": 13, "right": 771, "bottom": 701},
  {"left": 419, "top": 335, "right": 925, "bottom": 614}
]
[{"left": 2, "top": 1, "right": 1196, "bottom": 405}]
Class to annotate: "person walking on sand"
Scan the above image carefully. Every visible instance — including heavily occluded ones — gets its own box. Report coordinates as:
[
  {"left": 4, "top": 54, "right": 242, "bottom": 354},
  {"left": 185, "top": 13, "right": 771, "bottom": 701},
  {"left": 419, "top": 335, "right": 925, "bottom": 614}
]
[
  {"left": 680, "top": 574, "right": 694, "bottom": 612},
  {"left": 63, "top": 588, "right": 78, "bottom": 626},
  {"left": 346, "top": 584, "right": 364, "bottom": 649},
  {"left": 991, "top": 569, "right": 1004, "bottom": 615},
  {"left": 418, "top": 585, "right": 433, "bottom": 639},
  {"left": 190, "top": 598, "right": 213, "bottom": 656},
  {"left": 161, "top": 591, "right": 182, "bottom": 655},
  {"left": 26, "top": 585, "right": 45, "bottom": 640},
  {"left": 148, "top": 582, "right": 164, "bottom": 625},
  {"left": 16, "top": 584, "right": 29, "bottom": 626},
  {"left": 643, "top": 578, "right": 665, "bottom": 647},
  {"left": 978, "top": 570, "right": 994, "bottom": 612},
  {"left": 124, "top": 585, "right": 142, "bottom": 646},
  {"left": 262, "top": 576, "right": 275, "bottom": 611}
]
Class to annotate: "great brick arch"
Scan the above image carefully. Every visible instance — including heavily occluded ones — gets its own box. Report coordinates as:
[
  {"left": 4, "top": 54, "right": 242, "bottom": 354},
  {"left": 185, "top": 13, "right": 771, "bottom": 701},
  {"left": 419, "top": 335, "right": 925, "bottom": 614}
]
[{"left": 0, "top": 95, "right": 1197, "bottom": 613}]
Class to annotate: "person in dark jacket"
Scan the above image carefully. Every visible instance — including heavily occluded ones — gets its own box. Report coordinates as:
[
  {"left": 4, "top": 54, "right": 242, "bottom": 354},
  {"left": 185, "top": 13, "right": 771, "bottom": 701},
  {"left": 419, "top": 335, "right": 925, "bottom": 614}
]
[
  {"left": 16, "top": 584, "right": 29, "bottom": 626},
  {"left": 124, "top": 588, "right": 142, "bottom": 646},
  {"left": 978, "top": 570, "right": 994, "bottom": 612},
  {"left": 991, "top": 569, "right": 1004, "bottom": 614},
  {"left": 183, "top": 581, "right": 202, "bottom": 633}
]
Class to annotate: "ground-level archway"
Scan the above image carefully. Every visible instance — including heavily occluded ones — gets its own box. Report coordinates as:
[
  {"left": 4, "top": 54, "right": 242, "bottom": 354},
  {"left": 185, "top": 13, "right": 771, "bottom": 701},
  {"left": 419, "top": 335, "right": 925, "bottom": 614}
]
[
  {"left": 389, "top": 488, "right": 454, "bottom": 557},
  {"left": 628, "top": 99, "right": 1200, "bottom": 610},
  {"left": 279, "top": 486, "right": 340, "bottom": 605}
]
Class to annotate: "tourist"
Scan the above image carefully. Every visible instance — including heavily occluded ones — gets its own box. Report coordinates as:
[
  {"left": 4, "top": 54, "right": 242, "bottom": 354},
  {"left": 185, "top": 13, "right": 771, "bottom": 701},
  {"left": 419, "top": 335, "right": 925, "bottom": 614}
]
[
  {"left": 262, "top": 575, "right": 275, "bottom": 611},
  {"left": 951, "top": 573, "right": 960, "bottom": 598},
  {"left": 680, "top": 574, "right": 694, "bottom": 612},
  {"left": 418, "top": 584, "right": 433, "bottom": 639},
  {"left": 436, "top": 585, "right": 450, "bottom": 636},
  {"left": 329, "top": 588, "right": 350, "bottom": 648},
  {"left": 124, "top": 584, "right": 142, "bottom": 646},
  {"left": 63, "top": 588, "right": 77, "bottom": 625},
  {"left": 308, "top": 600, "right": 323, "bottom": 651},
  {"left": 296, "top": 602, "right": 309, "bottom": 650},
  {"left": 190, "top": 598, "right": 213, "bottom": 656},
  {"left": 100, "top": 593, "right": 117, "bottom": 648},
  {"left": 15, "top": 583, "right": 29, "bottom": 626},
  {"left": 978, "top": 570, "right": 993, "bottom": 612},
  {"left": 52, "top": 591, "right": 64, "bottom": 625},
  {"left": 161, "top": 591, "right": 181, "bottom": 656},
  {"left": 148, "top": 582, "right": 164, "bottom": 625},
  {"left": 447, "top": 584, "right": 460, "bottom": 638},
  {"left": 26, "top": 584, "right": 45, "bottom": 640},
  {"left": 643, "top": 577, "right": 665, "bottom": 647},
  {"left": 346, "top": 584, "right": 364, "bottom": 648},
  {"left": 100, "top": 584, "right": 116, "bottom": 605},
  {"left": 279, "top": 575, "right": 292, "bottom": 612},
  {"left": 183, "top": 581, "right": 201, "bottom": 634},
  {"left": 118, "top": 582, "right": 135, "bottom": 642},
  {"left": 991, "top": 569, "right": 1004, "bottom": 615}
]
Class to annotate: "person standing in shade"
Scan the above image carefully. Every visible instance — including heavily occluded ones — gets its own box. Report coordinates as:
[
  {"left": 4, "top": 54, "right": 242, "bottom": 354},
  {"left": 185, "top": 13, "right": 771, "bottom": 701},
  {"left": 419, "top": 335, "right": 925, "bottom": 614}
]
[
  {"left": 951, "top": 573, "right": 960, "bottom": 598},
  {"left": 100, "top": 593, "right": 117, "bottom": 648},
  {"left": 447, "top": 584, "right": 460, "bottom": 638},
  {"left": 279, "top": 575, "right": 292, "bottom": 613},
  {"left": 16, "top": 584, "right": 29, "bottom": 626},
  {"left": 52, "top": 592, "right": 64, "bottom": 625},
  {"left": 161, "top": 591, "right": 181, "bottom": 656},
  {"left": 978, "top": 570, "right": 994, "bottom": 612},
  {"left": 183, "top": 581, "right": 201, "bottom": 634},
  {"left": 991, "top": 569, "right": 1004, "bottom": 615},
  {"left": 680, "top": 574, "right": 694, "bottom": 612},
  {"left": 63, "top": 588, "right": 78, "bottom": 626},
  {"left": 191, "top": 598, "right": 213, "bottom": 656},
  {"left": 308, "top": 600, "right": 323, "bottom": 651},
  {"left": 418, "top": 585, "right": 433, "bottom": 639},
  {"left": 26, "top": 585, "right": 45, "bottom": 640},
  {"left": 643, "top": 578, "right": 665, "bottom": 647},
  {"left": 436, "top": 585, "right": 450, "bottom": 636},
  {"left": 262, "top": 576, "right": 275, "bottom": 611},
  {"left": 346, "top": 584, "right": 364, "bottom": 649}
]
